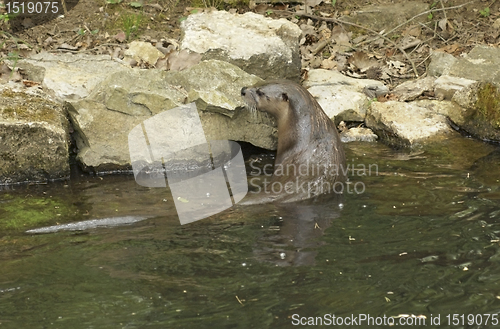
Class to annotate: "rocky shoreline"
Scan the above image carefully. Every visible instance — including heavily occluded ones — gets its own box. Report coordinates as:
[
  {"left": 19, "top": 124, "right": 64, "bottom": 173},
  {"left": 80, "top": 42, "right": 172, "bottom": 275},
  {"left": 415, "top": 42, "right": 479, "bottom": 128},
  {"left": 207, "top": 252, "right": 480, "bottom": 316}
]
[{"left": 0, "top": 10, "right": 499, "bottom": 185}]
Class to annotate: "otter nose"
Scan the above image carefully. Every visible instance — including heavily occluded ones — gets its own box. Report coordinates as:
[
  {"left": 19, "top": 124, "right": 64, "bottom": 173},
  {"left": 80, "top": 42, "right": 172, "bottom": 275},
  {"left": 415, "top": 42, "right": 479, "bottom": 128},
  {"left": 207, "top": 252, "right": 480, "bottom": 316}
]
[{"left": 241, "top": 87, "right": 247, "bottom": 96}]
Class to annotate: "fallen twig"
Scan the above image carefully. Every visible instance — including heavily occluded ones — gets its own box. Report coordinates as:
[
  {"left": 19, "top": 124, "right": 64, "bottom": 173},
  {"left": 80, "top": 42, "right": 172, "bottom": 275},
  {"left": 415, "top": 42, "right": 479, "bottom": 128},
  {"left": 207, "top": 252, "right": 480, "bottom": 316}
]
[
  {"left": 382, "top": 2, "right": 473, "bottom": 39},
  {"left": 292, "top": 12, "right": 421, "bottom": 77}
]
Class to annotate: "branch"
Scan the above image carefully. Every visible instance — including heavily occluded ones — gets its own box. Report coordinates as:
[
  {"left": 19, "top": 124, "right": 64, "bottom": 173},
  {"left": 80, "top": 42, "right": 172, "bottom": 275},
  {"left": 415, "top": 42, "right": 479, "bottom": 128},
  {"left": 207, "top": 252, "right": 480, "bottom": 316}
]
[
  {"left": 382, "top": 1, "right": 473, "bottom": 39},
  {"left": 295, "top": 13, "right": 420, "bottom": 77}
]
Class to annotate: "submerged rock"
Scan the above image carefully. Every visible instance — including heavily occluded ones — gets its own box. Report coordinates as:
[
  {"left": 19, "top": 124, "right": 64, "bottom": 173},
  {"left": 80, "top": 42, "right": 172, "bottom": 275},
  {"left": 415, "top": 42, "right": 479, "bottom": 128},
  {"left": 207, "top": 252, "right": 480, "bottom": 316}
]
[{"left": 25, "top": 215, "right": 152, "bottom": 234}]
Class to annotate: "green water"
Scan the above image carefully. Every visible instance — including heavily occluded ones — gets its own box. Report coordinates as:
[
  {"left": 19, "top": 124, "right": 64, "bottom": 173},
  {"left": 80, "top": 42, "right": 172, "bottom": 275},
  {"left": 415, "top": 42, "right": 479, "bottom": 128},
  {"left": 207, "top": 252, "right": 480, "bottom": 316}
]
[{"left": 1, "top": 137, "right": 500, "bottom": 329}]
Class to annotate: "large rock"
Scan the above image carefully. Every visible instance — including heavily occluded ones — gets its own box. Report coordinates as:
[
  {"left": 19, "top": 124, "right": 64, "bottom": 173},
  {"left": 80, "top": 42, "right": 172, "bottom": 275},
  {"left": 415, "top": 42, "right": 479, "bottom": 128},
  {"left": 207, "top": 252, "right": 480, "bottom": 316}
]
[
  {"left": 451, "top": 82, "right": 500, "bottom": 142},
  {"left": 181, "top": 11, "right": 302, "bottom": 81},
  {"left": 366, "top": 101, "right": 453, "bottom": 147},
  {"left": 66, "top": 60, "right": 270, "bottom": 172},
  {"left": 303, "top": 69, "right": 387, "bottom": 122},
  {"left": 422, "top": 45, "right": 500, "bottom": 142},
  {"left": 0, "top": 85, "right": 69, "bottom": 184}
]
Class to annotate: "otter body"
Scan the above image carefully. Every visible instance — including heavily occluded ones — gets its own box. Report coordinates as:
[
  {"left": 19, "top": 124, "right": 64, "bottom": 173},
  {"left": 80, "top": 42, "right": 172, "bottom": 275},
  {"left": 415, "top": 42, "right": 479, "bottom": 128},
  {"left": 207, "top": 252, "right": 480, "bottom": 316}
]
[{"left": 241, "top": 80, "right": 346, "bottom": 203}]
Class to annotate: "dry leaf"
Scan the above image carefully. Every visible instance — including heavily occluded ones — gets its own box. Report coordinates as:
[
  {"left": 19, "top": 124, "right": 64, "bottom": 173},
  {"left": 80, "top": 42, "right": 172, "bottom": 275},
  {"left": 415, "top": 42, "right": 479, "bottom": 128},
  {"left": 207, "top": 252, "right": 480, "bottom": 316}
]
[
  {"left": 321, "top": 58, "right": 337, "bottom": 69},
  {"left": 403, "top": 26, "right": 421, "bottom": 37},
  {"left": 331, "top": 25, "right": 351, "bottom": 52},
  {"left": 167, "top": 50, "right": 202, "bottom": 71},
  {"left": 437, "top": 43, "right": 460, "bottom": 54},
  {"left": 347, "top": 51, "right": 377, "bottom": 72},
  {"left": 438, "top": 18, "right": 448, "bottom": 31},
  {"left": 400, "top": 36, "right": 421, "bottom": 50},
  {"left": 115, "top": 31, "right": 127, "bottom": 43},
  {"left": 22, "top": 80, "right": 40, "bottom": 87}
]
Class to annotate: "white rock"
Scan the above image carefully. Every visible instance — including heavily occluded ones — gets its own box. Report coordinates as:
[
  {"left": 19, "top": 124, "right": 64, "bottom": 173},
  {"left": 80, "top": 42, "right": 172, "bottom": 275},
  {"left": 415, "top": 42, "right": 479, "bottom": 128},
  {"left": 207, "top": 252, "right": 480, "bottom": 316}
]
[
  {"left": 366, "top": 101, "right": 452, "bottom": 147},
  {"left": 181, "top": 11, "right": 302, "bottom": 80},
  {"left": 304, "top": 69, "right": 387, "bottom": 121},
  {"left": 18, "top": 52, "right": 129, "bottom": 100}
]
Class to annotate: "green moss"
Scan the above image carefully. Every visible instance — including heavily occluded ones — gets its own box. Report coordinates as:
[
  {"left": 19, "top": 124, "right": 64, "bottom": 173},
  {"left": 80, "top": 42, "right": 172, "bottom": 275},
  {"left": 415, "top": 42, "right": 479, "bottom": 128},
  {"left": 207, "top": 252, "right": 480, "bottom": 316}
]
[
  {"left": 0, "top": 194, "right": 77, "bottom": 231},
  {"left": 0, "top": 91, "right": 60, "bottom": 123},
  {"left": 1, "top": 90, "right": 16, "bottom": 98},
  {"left": 475, "top": 83, "right": 500, "bottom": 128}
]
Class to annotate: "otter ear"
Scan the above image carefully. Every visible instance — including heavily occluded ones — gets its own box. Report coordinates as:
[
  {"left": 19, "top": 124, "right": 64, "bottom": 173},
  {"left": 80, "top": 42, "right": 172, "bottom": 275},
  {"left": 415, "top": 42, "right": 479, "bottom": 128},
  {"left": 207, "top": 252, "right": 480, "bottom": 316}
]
[{"left": 281, "top": 93, "right": 289, "bottom": 102}]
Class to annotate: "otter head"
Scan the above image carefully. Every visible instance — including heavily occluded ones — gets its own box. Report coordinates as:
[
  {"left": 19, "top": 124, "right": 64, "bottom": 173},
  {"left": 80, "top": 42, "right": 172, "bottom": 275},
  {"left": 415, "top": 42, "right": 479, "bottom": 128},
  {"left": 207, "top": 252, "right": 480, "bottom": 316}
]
[{"left": 240, "top": 81, "right": 292, "bottom": 120}]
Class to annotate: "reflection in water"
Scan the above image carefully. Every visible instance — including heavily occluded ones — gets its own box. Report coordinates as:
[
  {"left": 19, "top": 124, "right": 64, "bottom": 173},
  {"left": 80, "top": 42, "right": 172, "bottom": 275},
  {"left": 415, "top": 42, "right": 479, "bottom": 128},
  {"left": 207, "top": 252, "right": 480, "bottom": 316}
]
[
  {"left": 0, "top": 137, "right": 499, "bottom": 328},
  {"left": 250, "top": 195, "right": 343, "bottom": 267},
  {"left": 25, "top": 215, "right": 153, "bottom": 234}
]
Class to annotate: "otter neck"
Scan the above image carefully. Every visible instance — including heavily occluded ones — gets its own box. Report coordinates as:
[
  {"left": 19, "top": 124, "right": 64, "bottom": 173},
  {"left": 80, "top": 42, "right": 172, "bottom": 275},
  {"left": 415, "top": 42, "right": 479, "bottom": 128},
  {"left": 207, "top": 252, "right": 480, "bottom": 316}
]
[{"left": 275, "top": 111, "right": 310, "bottom": 165}]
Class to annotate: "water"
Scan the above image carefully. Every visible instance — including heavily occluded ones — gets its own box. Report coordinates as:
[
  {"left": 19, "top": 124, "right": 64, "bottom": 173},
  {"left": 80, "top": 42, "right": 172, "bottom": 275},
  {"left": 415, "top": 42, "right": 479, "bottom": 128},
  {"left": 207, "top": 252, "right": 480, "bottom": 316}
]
[{"left": 0, "top": 137, "right": 499, "bottom": 328}]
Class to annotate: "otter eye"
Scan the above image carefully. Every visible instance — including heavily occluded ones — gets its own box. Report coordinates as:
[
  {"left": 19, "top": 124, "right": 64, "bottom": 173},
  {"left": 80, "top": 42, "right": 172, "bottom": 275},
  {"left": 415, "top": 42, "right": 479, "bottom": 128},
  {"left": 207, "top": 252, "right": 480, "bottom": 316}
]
[
  {"left": 256, "top": 89, "right": 264, "bottom": 97},
  {"left": 282, "top": 93, "right": 288, "bottom": 102}
]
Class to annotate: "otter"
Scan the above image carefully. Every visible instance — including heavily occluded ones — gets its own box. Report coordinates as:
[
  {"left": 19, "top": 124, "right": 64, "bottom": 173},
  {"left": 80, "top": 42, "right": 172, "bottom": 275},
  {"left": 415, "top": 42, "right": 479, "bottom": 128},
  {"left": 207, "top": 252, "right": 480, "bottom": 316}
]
[{"left": 240, "top": 80, "right": 346, "bottom": 203}]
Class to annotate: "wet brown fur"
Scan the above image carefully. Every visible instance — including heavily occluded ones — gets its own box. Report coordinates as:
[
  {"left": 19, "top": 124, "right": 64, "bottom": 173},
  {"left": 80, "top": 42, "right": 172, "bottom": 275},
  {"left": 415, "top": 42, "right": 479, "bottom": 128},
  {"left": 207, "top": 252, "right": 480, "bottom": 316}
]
[{"left": 241, "top": 80, "right": 346, "bottom": 202}]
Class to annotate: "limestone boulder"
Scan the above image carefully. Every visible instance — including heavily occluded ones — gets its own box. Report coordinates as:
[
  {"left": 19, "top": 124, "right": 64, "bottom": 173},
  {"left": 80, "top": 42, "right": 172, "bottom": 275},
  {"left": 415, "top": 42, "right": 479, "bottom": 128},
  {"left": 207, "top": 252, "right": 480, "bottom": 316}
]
[
  {"left": 181, "top": 11, "right": 302, "bottom": 81},
  {"left": 0, "top": 85, "right": 69, "bottom": 184},
  {"left": 392, "top": 76, "right": 435, "bottom": 102},
  {"left": 66, "top": 60, "right": 270, "bottom": 172},
  {"left": 17, "top": 52, "right": 129, "bottom": 100},
  {"left": 451, "top": 82, "right": 500, "bottom": 142},
  {"left": 124, "top": 41, "right": 165, "bottom": 66},
  {"left": 366, "top": 101, "right": 453, "bottom": 147}
]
